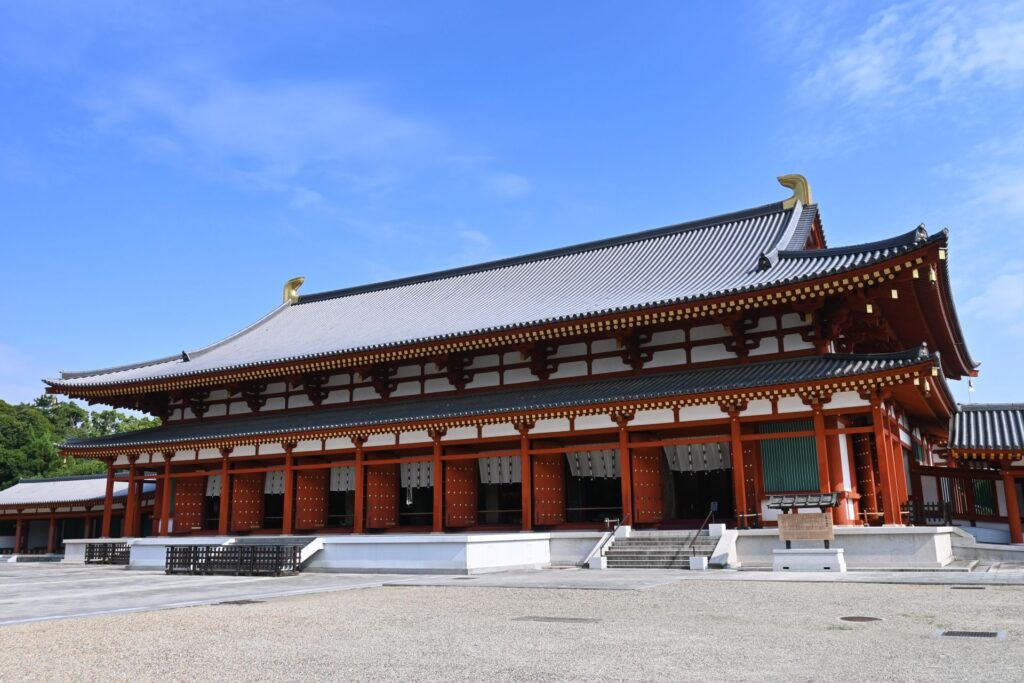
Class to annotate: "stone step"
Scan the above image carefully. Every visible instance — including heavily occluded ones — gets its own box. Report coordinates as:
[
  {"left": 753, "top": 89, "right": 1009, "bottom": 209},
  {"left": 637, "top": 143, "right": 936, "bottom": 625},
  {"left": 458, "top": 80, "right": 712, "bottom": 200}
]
[{"left": 606, "top": 561, "right": 694, "bottom": 568}]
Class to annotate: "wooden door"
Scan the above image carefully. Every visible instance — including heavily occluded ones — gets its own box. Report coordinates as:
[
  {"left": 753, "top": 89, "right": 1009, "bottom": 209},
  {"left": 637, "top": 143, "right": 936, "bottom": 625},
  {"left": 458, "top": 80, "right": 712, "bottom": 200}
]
[
  {"left": 631, "top": 447, "right": 664, "bottom": 524},
  {"left": 231, "top": 473, "right": 265, "bottom": 532},
  {"left": 365, "top": 464, "right": 399, "bottom": 529},
  {"left": 445, "top": 460, "right": 478, "bottom": 527},
  {"left": 294, "top": 470, "right": 329, "bottom": 530},
  {"left": 532, "top": 453, "right": 566, "bottom": 526},
  {"left": 172, "top": 477, "right": 206, "bottom": 532}
]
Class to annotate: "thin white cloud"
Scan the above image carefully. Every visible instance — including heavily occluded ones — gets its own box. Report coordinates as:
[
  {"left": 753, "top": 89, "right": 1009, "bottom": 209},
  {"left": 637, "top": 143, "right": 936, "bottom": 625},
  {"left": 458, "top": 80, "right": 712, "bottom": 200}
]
[
  {"left": 803, "top": 1, "right": 1024, "bottom": 106},
  {"left": 965, "top": 268, "right": 1024, "bottom": 338},
  {"left": 86, "top": 69, "right": 442, "bottom": 193},
  {"left": 486, "top": 172, "right": 532, "bottom": 198}
]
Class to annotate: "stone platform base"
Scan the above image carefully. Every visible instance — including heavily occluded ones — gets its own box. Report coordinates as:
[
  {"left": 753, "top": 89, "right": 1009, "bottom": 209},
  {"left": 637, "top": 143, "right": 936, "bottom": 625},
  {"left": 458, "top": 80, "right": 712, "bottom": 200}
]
[
  {"left": 64, "top": 531, "right": 604, "bottom": 574},
  {"left": 773, "top": 548, "right": 846, "bottom": 572}
]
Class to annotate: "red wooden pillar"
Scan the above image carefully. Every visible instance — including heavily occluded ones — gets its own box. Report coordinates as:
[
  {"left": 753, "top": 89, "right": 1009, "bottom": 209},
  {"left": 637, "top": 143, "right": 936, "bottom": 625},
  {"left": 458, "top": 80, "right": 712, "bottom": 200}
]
[
  {"left": 14, "top": 516, "right": 24, "bottom": 554},
  {"left": 516, "top": 422, "right": 533, "bottom": 531},
  {"left": 353, "top": 436, "right": 366, "bottom": 534},
  {"left": 102, "top": 458, "right": 115, "bottom": 537},
  {"left": 1003, "top": 465, "right": 1022, "bottom": 544},
  {"left": 218, "top": 448, "right": 232, "bottom": 535},
  {"left": 159, "top": 452, "right": 173, "bottom": 536},
  {"left": 615, "top": 414, "right": 633, "bottom": 526},
  {"left": 824, "top": 416, "right": 853, "bottom": 525},
  {"left": 811, "top": 404, "right": 832, "bottom": 497},
  {"left": 729, "top": 411, "right": 747, "bottom": 528},
  {"left": 83, "top": 511, "right": 93, "bottom": 539},
  {"left": 124, "top": 455, "right": 140, "bottom": 537},
  {"left": 871, "top": 400, "right": 899, "bottom": 524},
  {"left": 46, "top": 514, "right": 58, "bottom": 554},
  {"left": 430, "top": 429, "right": 446, "bottom": 533},
  {"left": 282, "top": 443, "right": 296, "bottom": 535}
]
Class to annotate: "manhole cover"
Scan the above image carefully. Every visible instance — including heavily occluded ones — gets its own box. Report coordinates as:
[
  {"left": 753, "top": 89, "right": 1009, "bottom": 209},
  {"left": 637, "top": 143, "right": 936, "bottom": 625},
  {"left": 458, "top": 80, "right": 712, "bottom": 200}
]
[
  {"left": 218, "top": 599, "right": 264, "bottom": 606},
  {"left": 938, "top": 630, "right": 1004, "bottom": 639},
  {"left": 950, "top": 586, "right": 986, "bottom": 590},
  {"left": 839, "top": 616, "right": 882, "bottom": 622},
  {"left": 513, "top": 616, "right": 601, "bottom": 624}
]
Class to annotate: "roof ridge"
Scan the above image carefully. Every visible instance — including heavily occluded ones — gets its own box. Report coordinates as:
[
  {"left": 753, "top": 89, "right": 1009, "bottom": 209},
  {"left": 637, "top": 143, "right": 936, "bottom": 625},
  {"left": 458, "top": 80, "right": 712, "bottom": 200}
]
[
  {"left": 297, "top": 202, "right": 787, "bottom": 304},
  {"left": 956, "top": 403, "right": 1024, "bottom": 411},
  {"left": 16, "top": 474, "right": 110, "bottom": 483},
  {"left": 777, "top": 226, "right": 944, "bottom": 260}
]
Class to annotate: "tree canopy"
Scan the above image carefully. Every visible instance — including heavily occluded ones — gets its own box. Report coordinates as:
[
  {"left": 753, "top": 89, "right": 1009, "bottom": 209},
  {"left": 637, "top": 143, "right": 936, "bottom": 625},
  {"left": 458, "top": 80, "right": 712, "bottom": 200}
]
[{"left": 0, "top": 395, "right": 159, "bottom": 488}]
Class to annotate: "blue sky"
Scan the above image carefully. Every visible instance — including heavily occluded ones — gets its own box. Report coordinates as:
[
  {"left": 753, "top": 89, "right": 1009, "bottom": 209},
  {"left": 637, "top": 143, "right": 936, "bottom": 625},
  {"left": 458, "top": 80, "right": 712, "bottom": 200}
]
[{"left": 1, "top": 1, "right": 1022, "bottom": 406}]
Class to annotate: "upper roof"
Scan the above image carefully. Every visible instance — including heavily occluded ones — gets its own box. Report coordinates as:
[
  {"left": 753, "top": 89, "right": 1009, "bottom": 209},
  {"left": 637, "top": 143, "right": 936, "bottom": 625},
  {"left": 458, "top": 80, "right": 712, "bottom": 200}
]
[
  {"left": 62, "top": 347, "right": 947, "bottom": 453},
  {"left": 949, "top": 404, "right": 1024, "bottom": 453},
  {"left": 48, "top": 196, "right": 961, "bottom": 391},
  {"left": 0, "top": 474, "right": 155, "bottom": 508}
]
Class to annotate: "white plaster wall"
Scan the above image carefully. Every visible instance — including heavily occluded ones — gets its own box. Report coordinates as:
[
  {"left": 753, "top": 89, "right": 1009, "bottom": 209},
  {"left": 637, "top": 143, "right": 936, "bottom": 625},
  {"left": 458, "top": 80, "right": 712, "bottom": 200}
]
[
  {"left": 776, "top": 397, "right": 807, "bottom": 414},
  {"left": 400, "top": 430, "right": 433, "bottom": 445},
  {"left": 690, "top": 344, "right": 733, "bottom": 363},
  {"left": 742, "top": 399, "right": 773, "bottom": 417},
  {"left": 749, "top": 337, "right": 780, "bottom": 357},
  {"left": 631, "top": 408, "right": 676, "bottom": 426},
  {"left": 591, "top": 356, "right": 630, "bottom": 374},
  {"left": 647, "top": 348, "right": 686, "bottom": 367},
  {"left": 573, "top": 414, "right": 616, "bottom": 431},
  {"left": 690, "top": 323, "right": 727, "bottom": 341},
  {"left": 532, "top": 418, "right": 571, "bottom": 434},
  {"left": 679, "top": 404, "right": 726, "bottom": 422},
  {"left": 443, "top": 426, "right": 478, "bottom": 442},
  {"left": 503, "top": 368, "right": 534, "bottom": 385},
  {"left": 550, "top": 361, "right": 588, "bottom": 379},
  {"left": 782, "top": 333, "right": 815, "bottom": 351},
  {"left": 481, "top": 423, "right": 519, "bottom": 439}
]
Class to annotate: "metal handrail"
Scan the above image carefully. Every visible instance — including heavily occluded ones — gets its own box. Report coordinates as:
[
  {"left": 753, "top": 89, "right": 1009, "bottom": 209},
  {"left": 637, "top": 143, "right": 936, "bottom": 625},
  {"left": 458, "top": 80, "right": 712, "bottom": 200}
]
[
  {"left": 688, "top": 508, "right": 716, "bottom": 551},
  {"left": 582, "top": 514, "right": 630, "bottom": 568}
]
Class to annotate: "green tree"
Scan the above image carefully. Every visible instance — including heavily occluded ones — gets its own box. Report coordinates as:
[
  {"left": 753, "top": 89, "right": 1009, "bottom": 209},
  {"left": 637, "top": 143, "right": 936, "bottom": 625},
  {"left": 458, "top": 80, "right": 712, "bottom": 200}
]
[{"left": 0, "top": 395, "right": 160, "bottom": 488}]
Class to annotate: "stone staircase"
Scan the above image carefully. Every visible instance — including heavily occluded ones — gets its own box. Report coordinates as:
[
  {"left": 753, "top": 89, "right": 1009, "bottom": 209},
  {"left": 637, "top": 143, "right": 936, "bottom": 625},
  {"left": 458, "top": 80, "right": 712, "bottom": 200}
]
[{"left": 605, "top": 530, "right": 718, "bottom": 569}]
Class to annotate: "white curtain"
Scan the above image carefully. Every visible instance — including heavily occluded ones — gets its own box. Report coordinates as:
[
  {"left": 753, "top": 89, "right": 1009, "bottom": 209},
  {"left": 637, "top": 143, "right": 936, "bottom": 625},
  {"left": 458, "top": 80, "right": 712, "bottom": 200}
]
[
  {"left": 400, "top": 461, "right": 433, "bottom": 489},
  {"left": 264, "top": 470, "right": 285, "bottom": 494},
  {"left": 478, "top": 456, "right": 522, "bottom": 484},
  {"left": 566, "top": 450, "right": 621, "bottom": 479},
  {"left": 205, "top": 474, "right": 221, "bottom": 497},
  {"left": 663, "top": 442, "right": 731, "bottom": 472},
  {"left": 330, "top": 466, "right": 355, "bottom": 492}
]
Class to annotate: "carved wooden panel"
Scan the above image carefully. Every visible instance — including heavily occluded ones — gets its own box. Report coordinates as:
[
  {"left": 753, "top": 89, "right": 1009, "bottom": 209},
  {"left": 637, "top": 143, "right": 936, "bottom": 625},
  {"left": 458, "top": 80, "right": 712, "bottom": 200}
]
[
  {"left": 294, "top": 470, "right": 329, "bottom": 530},
  {"left": 444, "top": 460, "right": 478, "bottom": 527},
  {"left": 230, "top": 473, "right": 265, "bottom": 532},
  {"left": 365, "top": 464, "right": 399, "bottom": 529},
  {"left": 172, "top": 477, "right": 206, "bottom": 532},
  {"left": 631, "top": 447, "right": 665, "bottom": 524},
  {"left": 532, "top": 453, "right": 566, "bottom": 526}
]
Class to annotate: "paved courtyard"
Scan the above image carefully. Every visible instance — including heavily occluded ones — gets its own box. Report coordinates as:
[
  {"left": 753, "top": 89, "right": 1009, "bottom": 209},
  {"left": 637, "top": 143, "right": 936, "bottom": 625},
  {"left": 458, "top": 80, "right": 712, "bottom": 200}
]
[{"left": 1, "top": 564, "right": 1023, "bottom": 681}]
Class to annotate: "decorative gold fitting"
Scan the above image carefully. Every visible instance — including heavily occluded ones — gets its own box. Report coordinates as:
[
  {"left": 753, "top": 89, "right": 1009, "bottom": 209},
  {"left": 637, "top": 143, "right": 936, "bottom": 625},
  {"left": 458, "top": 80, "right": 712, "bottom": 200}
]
[
  {"left": 283, "top": 276, "right": 305, "bottom": 304},
  {"left": 778, "top": 174, "right": 812, "bottom": 209}
]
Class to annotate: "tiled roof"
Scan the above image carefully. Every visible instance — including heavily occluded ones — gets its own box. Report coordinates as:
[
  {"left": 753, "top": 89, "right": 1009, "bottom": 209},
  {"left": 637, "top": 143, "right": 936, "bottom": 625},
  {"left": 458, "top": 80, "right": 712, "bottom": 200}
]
[
  {"left": 0, "top": 474, "right": 156, "bottom": 508},
  {"left": 949, "top": 404, "right": 1024, "bottom": 452},
  {"left": 50, "top": 200, "right": 949, "bottom": 389},
  {"left": 62, "top": 348, "right": 942, "bottom": 452}
]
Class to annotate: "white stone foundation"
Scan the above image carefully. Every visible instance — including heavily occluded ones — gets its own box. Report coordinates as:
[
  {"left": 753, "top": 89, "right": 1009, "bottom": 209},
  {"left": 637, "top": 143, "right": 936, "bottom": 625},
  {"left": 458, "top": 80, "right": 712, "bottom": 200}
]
[{"left": 773, "top": 548, "right": 846, "bottom": 572}]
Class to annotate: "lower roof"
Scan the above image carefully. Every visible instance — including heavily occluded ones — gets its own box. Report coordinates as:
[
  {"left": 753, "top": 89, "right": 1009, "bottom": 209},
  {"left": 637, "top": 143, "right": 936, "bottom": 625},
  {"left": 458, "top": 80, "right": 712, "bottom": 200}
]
[
  {"left": 62, "top": 348, "right": 944, "bottom": 454},
  {"left": 0, "top": 475, "right": 155, "bottom": 508},
  {"left": 949, "top": 404, "right": 1024, "bottom": 453}
]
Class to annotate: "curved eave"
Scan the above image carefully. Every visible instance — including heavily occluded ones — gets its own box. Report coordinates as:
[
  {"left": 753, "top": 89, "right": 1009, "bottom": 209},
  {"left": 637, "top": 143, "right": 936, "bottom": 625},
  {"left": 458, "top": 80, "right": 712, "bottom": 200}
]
[
  {"left": 58, "top": 350, "right": 945, "bottom": 457},
  {"left": 47, "top": 237, "right": 944, "bottom": 400}
]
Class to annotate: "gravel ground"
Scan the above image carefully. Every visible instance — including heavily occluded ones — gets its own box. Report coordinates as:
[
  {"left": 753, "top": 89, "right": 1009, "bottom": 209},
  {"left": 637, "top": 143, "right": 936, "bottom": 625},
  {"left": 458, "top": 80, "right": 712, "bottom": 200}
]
[{"left": 4, "top": 580, "right": 1022, "bottom": 681}]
